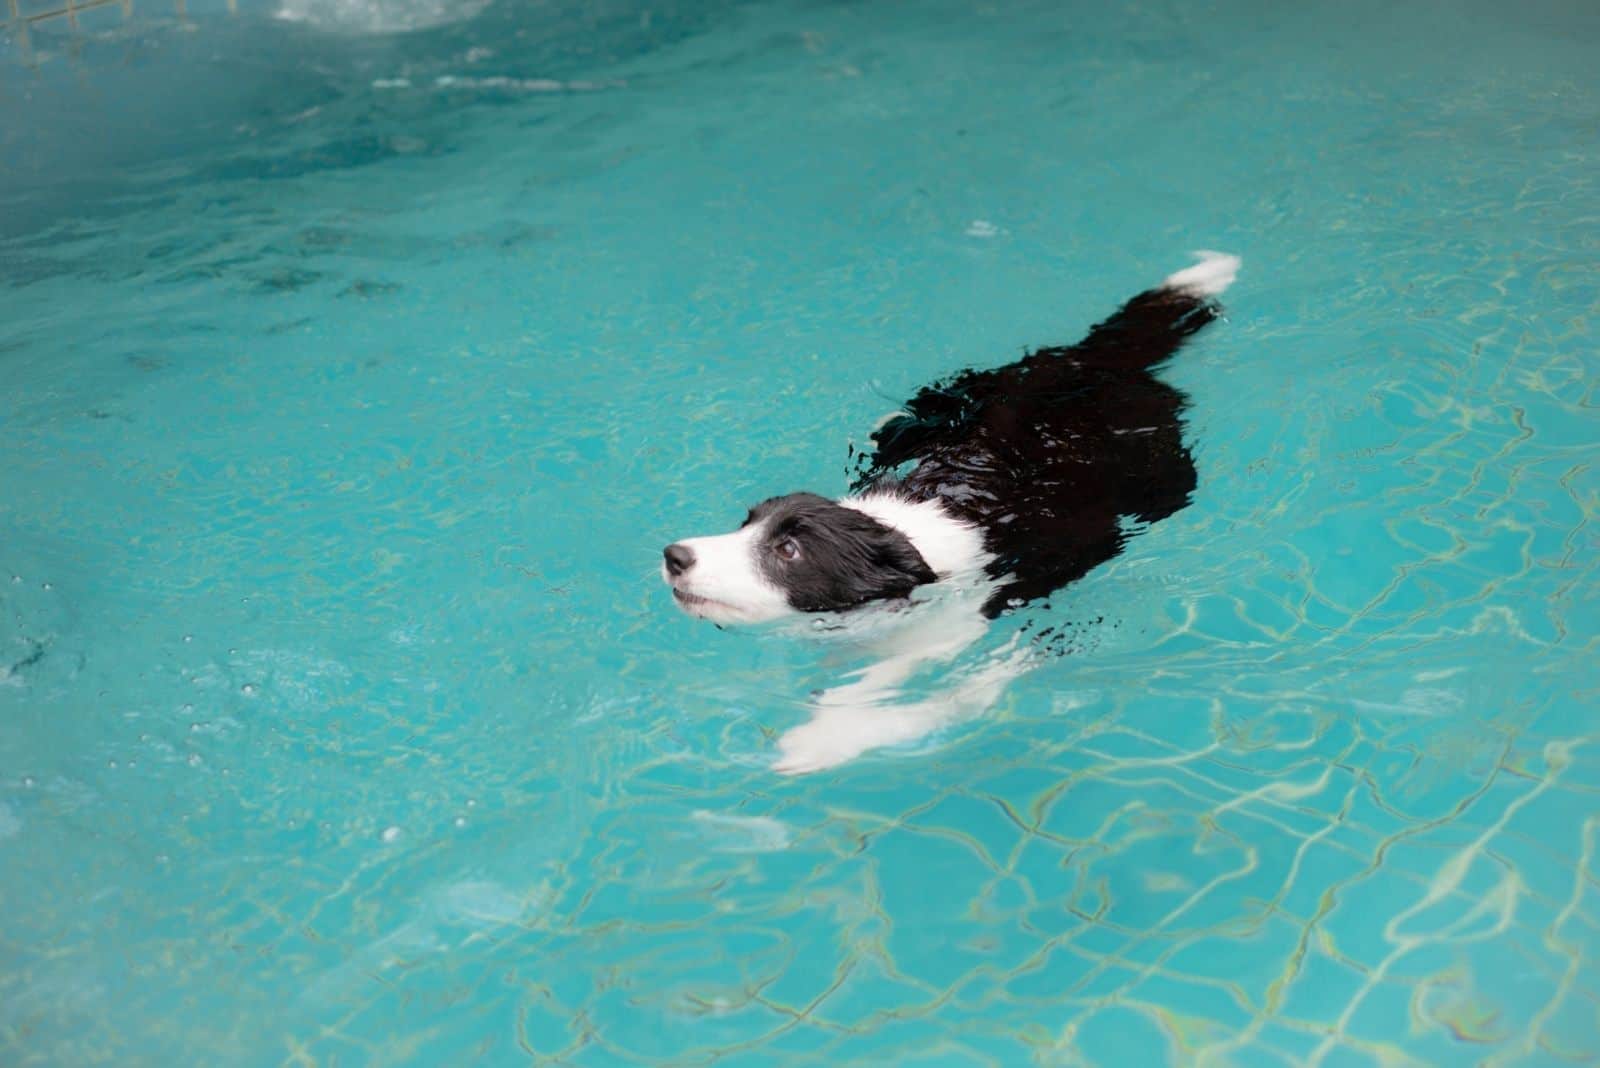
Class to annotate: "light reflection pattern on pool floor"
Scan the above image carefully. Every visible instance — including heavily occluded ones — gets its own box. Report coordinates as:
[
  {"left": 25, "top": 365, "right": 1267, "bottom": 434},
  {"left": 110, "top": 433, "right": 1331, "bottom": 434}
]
[{"left": 1, "top": 0, "right": 1597, "bottom": 1064}]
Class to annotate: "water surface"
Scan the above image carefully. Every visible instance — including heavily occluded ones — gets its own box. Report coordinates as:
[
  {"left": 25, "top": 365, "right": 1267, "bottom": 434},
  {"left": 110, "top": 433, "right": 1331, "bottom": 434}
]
[{"left": 2, "top": 0, "right": 1597, "bottom": 1063}]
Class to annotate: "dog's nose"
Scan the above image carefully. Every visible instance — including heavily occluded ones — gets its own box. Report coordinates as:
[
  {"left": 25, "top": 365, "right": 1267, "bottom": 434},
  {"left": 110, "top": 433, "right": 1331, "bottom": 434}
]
[{"left": 663, "top": 543, "right": 695, "bottom": 578}]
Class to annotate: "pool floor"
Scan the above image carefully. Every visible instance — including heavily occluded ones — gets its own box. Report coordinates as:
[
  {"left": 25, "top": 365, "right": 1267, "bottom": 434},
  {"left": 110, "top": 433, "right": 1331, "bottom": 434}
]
[{"left": 2, "top": 0, "right": 1598, "bottom": 1064}]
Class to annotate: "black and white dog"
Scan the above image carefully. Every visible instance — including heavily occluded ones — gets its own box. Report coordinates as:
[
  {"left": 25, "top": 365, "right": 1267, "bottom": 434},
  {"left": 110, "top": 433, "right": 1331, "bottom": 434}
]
[{"left": 663, "top": 252, "right": 1239, "bottom": 772}]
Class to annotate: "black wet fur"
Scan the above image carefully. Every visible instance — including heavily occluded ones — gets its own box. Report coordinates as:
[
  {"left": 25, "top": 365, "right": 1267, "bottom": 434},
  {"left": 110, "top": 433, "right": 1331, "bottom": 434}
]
[
  {"left": 851, "top": 284, "right": 1215, "bottom": 617},
  {"left": 744, "top": 493, "right": 938, "bottom": 612}
]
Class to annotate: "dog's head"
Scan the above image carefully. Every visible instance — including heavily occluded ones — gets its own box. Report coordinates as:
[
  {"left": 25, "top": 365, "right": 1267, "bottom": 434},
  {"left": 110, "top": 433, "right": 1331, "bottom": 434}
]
[{"left": 662, "top": 493, "right": 937, "bottom": 625}]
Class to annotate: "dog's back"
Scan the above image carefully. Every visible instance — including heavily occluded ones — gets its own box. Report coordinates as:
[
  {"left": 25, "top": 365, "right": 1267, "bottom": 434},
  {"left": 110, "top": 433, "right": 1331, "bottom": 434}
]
[{"left": 854, "top": 253, "right": 1238, "bottom": 616}]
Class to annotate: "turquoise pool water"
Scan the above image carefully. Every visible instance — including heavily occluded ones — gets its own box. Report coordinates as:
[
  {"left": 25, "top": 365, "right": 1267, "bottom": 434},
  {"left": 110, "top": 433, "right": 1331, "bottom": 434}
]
[{"left": 3, "top": 0, "right": 1597, "bottom": 1063}]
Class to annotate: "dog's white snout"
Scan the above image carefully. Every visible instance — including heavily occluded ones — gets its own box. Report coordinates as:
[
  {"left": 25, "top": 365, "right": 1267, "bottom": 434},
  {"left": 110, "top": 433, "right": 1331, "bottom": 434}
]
[{"left": 661, "top": 524, "right": 794, "bottom": 625}]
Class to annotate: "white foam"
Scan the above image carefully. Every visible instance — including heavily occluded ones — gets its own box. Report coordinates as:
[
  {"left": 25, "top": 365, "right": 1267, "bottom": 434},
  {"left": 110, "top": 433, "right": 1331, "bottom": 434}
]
[
  {"left": 276, "top": 0, "right": 490, "bottom": 33},
  {"left": 372, "top": 75, "right": 624, "bottom": 93},
  {"left": 691, "top": 811, "right": 792, "bottom": 852}
]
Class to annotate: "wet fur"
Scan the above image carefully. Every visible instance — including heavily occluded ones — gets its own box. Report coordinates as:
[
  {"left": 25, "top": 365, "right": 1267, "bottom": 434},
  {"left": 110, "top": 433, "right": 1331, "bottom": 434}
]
[
  {"left": 663, "top": 252, "right": 1239, "bottom": 772},
  {"left": 852, "top": 283, "right": 1216, "bottom": 617}
]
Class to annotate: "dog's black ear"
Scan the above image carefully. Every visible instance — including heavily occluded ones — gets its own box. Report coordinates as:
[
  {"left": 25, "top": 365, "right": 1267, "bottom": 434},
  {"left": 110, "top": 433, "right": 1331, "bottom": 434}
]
[
  {"left": 757, "top": 493, "right": 941, "bottom": 612},
  {"left": 870, "top": 528, "right": 936, "bottom": 594}
]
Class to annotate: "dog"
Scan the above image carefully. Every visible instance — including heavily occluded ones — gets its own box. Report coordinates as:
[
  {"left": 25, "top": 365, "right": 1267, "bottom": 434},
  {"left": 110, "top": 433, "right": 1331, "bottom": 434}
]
[{"left": 663, "top": 251, "right": 1239, "bottom": 772}]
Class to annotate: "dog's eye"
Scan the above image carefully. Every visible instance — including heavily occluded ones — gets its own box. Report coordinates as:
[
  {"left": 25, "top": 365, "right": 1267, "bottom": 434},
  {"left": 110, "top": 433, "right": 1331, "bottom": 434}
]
[{"left": 774, "top": 538, "right": 801, "bottom": 561}]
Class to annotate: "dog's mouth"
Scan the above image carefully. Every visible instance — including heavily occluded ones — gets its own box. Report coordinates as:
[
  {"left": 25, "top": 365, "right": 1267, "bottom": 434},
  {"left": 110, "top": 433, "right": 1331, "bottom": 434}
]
[{"left": 671, "top": 587, "right": 736, "bottom": 615}]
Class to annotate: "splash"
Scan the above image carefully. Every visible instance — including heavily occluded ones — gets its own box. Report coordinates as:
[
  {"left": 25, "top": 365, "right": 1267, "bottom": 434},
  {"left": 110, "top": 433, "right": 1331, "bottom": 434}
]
[{"left": 275, "top": 0, "right": 492, "bottom": 34}]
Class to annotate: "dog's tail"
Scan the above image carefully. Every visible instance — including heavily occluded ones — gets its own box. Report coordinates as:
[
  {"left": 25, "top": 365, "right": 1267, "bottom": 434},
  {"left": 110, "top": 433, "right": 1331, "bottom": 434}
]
[
  {"left": 1160, "top": 249, "right": 1242, "bottom": 300},
  {"left": 1058, "top": 250, "right": 1241, "bottom": 371}
]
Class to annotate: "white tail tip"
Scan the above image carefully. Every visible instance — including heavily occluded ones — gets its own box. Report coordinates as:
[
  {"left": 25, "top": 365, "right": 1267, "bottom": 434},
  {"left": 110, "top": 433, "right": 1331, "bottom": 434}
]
[{"left": 1162, "top": 249, "right": 1241, "bottom": 298}]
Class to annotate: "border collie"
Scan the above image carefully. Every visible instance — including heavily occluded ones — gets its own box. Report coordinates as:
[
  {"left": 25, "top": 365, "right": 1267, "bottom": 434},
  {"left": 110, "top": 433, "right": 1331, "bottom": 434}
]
[{"left": 663, "top": 251, "right": 1240, "bottom": 772}]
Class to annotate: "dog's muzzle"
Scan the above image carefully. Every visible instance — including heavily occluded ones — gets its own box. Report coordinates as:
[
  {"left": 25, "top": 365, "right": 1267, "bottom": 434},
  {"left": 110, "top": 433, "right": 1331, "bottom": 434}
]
[{"left": 662, "top": 543, "right": 695, "bottom": 578}]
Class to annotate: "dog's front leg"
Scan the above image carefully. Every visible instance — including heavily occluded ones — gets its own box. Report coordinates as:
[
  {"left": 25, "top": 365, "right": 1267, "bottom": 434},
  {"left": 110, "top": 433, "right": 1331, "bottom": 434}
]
[{"left": 772, "top": 603, "right": 1023, "bottom": 774}]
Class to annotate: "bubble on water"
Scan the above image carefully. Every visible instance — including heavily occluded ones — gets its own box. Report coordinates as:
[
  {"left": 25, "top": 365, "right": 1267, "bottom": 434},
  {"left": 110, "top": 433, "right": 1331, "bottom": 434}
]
[
  {"left": 9, "top": 575, "right": 20, "bottom": 584},
  {"left": 20, "top": 776, "right": 36, "bottom": 788},
  {"left": 466, "top": 799, "right": 477, "bottom": 808},
  {"left": 228, "top": 649, "right": 238, "bottom": 655},
  {"left": 41, "top": 582, "right": 52, "bottom": 591},
  {"left": 182, "top": 635, "right": 193, "bottom": 643},
  {"left": 221, "top": 768, "right": 230, "bottom": 777},
  {"left": 108, "top": 760, "right": 118, "bottom": 769},
  {"left": 381, "top": 826, "right": 402, "bottom": 843},
  {"left": 156, "top": 854, "right": 169, "bottom": 864},
  {"left": 454, "top": 817, "right": 467, "bottom": 828},
  {"left": 240, "top": 684, "right": 256, "bottom": 696},
  {"left": 182, "top": 704, "right": 194, "bottom": 713}
]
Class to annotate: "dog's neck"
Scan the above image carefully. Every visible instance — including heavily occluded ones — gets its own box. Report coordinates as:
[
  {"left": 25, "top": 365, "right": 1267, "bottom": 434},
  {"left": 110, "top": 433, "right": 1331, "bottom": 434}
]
[{"left": 839, "top": 491, "right": 989, "bottom": 581}]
